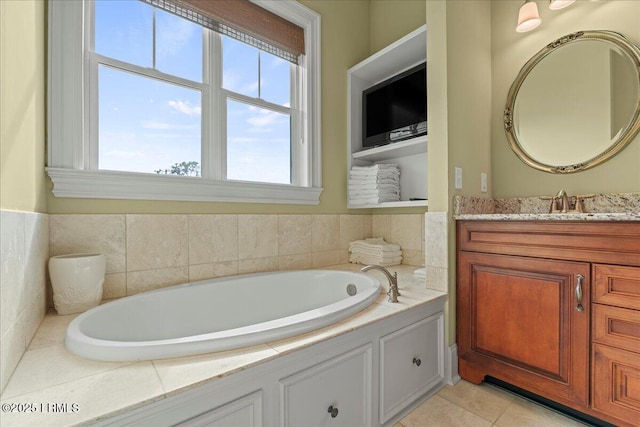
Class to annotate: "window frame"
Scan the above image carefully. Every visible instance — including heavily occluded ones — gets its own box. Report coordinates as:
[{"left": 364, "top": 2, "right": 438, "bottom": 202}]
[{"left": 47, "top": 0, "right": 322, "bottom": 204}]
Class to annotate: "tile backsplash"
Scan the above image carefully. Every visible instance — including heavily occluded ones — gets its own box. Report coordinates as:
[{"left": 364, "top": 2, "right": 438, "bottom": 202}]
[{"left": 49, "top": 213, "right": 425, "bottom": 300}]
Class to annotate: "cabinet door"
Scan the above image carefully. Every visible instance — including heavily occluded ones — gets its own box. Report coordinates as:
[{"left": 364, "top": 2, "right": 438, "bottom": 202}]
[
  {"left": 279, "top": 345, "right": 372, "bottom": 427},
  {"left": 379, "top": 314, "right": 444, "bottom": 424},
  {"left": 592, "top": 343, "right": 640, "bottom": 426},
  {"left": 457, "top": 251, "right": 590, "bottom": 408}
]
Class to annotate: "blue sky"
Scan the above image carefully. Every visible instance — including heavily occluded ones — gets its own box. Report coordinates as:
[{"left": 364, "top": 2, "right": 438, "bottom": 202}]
[{"left": 95, "top": 0, "right": 291, "bottom": 183}]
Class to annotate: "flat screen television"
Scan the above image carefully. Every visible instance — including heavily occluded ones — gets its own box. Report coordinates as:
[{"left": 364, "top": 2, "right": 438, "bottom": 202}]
[{"left": 362, "top": 62, "right": 426, "bottom": 148}]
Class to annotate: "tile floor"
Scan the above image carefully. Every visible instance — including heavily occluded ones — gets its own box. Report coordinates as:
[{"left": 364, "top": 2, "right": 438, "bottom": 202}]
[{"left": 396, "top": 380, "right": 589, "bottom": 427}]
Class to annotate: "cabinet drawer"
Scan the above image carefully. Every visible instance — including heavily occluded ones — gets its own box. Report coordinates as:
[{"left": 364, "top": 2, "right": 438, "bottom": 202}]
[
  {"left": 593, "top": 264, "right": 640, "bottom": 309},
  {"left": 379, "top": 313, "right": 444, "bottom": 424},
  {"left": 457, "top": 221, "right": 640, "bottom": 266},
  {"left": 179, "top": 391, "right": 262, "bottom": 427},
  {"left": 592, "top": 344, "right": 640, "bottom": 426},
  {"left": 279, "top": 345, "right": 372, "bottom": 427},
  {"left": 593, "top": 304, "right": 640, "bottom": 354}
]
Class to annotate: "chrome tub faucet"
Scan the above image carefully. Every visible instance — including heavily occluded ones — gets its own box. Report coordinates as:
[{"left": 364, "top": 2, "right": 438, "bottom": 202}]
[{"left": 361, "top": 264, "right": 400, "bottom": 303}]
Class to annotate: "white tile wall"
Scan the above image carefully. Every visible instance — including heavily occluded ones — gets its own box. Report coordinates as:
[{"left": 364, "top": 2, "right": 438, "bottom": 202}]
[
  {"left": 425, "top": 212, "right": 449, "bottom": 292},
  {"left": 0, "top": 210, "right": 48, "bottom": 392}
]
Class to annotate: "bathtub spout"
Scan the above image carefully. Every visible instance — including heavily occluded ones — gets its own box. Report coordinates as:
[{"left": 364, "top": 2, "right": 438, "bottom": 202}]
[{"left": 360, "top": 265, "right": 400, "bottom": 303}]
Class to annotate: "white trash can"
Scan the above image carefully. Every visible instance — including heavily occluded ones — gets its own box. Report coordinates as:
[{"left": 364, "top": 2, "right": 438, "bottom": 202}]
[{"left": 49, "top": 253, "right": 106, "bottom": 315}]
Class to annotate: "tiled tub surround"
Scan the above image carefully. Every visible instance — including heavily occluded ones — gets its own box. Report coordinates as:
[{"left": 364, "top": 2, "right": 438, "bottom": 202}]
[
  {"left": 49, "top": 213, "right": 425, "bottom": 300},
  {"left": 0, "top": 264, "right": 445, "bottom": 427},
  {"left": 0, "top": 210, "right": 49, "bottom": 392},
  {"left": 454, "top": 193, "right": 640, "bottom": 221}
]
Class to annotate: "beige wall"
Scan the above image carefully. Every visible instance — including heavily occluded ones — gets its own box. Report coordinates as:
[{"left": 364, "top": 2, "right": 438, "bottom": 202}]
[
  {"left": 426, "top": 0, "right": 493, "bottom": 345},
  {"left": 491, "top": 0, "right": 640, "bottom": 198},
  {"left": 369, "top": 0, "right": 426, "bottom": 54},
  {"left": 0, "top": 0, "right": 47, "bottom": 213},
  {"left": 427, "top": 0, "right": 495, "bottom": 195}
]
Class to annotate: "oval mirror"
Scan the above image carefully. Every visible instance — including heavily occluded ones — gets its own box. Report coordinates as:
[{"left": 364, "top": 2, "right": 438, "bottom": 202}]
[{"left": 505, "top": 31, "right": 640, "bottom": 173}]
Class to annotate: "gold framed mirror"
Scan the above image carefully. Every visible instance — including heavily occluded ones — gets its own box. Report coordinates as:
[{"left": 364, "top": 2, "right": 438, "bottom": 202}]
[{"left": 504, "top": 30, "right": 640, "bottom": 173}]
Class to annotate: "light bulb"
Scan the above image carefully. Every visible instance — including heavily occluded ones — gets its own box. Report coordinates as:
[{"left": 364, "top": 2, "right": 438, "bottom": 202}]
[{"left": 549, "top": 0, "right": 576, "bottom": 10}]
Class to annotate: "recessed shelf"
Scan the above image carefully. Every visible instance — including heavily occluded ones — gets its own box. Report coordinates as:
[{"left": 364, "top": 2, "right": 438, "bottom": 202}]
[
  {"left": 352, "top": 135, "right": 427, "bottom": 163},
  {"left": 347, "top": 25, "right": 427, "bottom": 209}
]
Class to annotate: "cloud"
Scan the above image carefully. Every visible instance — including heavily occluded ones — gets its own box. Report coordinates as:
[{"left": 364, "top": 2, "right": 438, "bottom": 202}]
[
  {"left": 229, "top": 136, "right": 289, "bottom": 145},
  {"left": 156, "top": 13, "right": 199, "bottom": 57},
  {"left": 247, "top": 112, "right": 279, "bottom": 127},
  {"left": 229, "top": 137, "right": 261, "bottom": 144},
  {"left": 167, "top": 100, "right": 201, "bottom": 116},
  {"left": 142, "top": 133, "right": 200, "bottom": 139},
  {"left": 246, "top": 108, "right": 286, "bottom": 128},
  {"left": 103, "top": 150, "right": 145, "bottom": 159},
  {"left": 143, "top": 121, "right": 171, "bottom": 130},
  {"left": 142, "top": 120, "right": 199, "bottom": 130},
  {"left": 222, "top": 71, "right": 260, "bottom": 96}
]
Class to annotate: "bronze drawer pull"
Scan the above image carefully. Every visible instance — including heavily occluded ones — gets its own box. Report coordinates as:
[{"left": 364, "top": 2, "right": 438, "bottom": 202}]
[{"left": 576, "top": 274, "right": 585, "bottom": 312}]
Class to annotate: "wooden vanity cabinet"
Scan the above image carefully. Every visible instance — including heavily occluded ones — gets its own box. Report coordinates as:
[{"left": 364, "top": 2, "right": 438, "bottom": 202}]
[{"left": 457, "top": 220, "right": 640, "bottom": 426}]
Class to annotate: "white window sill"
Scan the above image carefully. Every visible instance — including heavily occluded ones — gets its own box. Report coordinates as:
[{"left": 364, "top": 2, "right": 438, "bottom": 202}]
[{"left": 46, "top": 168, "right": 322, "bottom": 204}]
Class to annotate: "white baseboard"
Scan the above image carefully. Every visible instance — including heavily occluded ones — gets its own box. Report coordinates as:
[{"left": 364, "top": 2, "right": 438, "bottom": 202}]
[{"left": 446, "top": 343, "right": 461, "bottom": 385}]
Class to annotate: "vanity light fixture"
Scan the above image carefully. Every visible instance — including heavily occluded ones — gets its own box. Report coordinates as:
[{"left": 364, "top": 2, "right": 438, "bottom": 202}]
[
  {"left": 549, "top": 0, "right": 576, "bottom": 10},
  {"left": 516, "top": 0, "right": 542, "bottom": 33}
]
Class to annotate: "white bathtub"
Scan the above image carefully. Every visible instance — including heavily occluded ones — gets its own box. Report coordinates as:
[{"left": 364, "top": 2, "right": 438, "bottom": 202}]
[{"left": 65, "top": 270, "right": 381, "bottom": 361}]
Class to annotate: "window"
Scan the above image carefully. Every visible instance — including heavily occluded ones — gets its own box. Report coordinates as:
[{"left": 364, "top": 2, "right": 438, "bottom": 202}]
[{"left": 47, "top": 0, "right": 321, "bottom": 204}]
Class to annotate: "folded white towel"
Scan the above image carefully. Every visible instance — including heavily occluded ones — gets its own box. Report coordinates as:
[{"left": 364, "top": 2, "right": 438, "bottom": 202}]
[
  {"left": 350, "top": 170, "right": 400, "bottom": 177},
  {"left": 349, "top": 178, "right": 399, "bottom": 185},
  {"left": 349, "top": 238, "right": 401, "bottom": 251},
  {"left": 349, "top": 237, "right": 403, "bottom": 266},
  {"left": 350, "top": 241, "right": 401, "bottom": 250},
  {"left": 350, "top": 198, "right": 399, "bottom": 205},
  {"left": 353, "top": 251, "right": 403, "bottom": 260},
  {"left": 351, "top": 164, "right": 398, "bottom": 171},
  {"left": 348, "top": 183, "right": 399, "bottom": 190},
  {"left": 349, "top": 190, "right": 399, "bottom": 197},
  {"left": 349, "top": 239, "right": 401, "bottom": 250},
  {"left": 350, "top": 197, "right": 399, "bottom": 205},
  {"left": 349, "top": 254, "right": 402, "bottom": 266}
]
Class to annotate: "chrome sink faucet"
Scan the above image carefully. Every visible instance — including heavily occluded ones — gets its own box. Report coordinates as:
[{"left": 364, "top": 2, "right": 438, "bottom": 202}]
[{"left": 361, "top": 265, "right": 400, "bottom": 303}]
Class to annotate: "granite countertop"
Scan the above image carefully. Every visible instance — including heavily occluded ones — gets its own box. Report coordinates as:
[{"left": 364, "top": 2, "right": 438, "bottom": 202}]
[
  {"left": 453, "top": 193, "right": 640, "bottom": 221},
  {"left": 454, "top": 212, "right": 640, "bottom": 221},
  {"left": 0, "top": 264, "right": 444, "bottom": 427}
]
